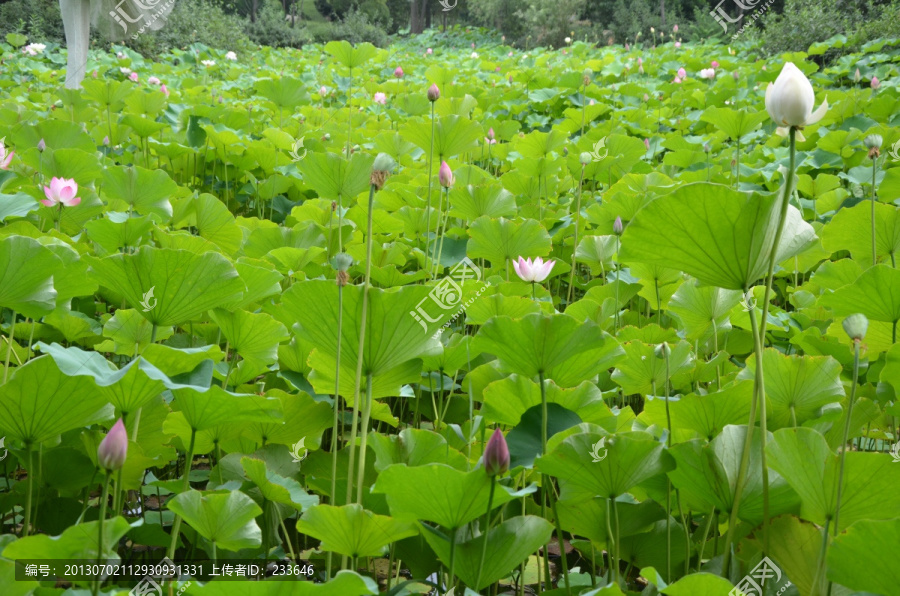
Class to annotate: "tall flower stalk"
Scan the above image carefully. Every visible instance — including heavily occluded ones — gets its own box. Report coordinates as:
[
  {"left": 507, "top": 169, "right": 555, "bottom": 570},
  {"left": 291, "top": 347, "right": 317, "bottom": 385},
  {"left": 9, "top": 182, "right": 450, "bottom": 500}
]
[
  {"left": 865, "top": 134, "right": 883, "bottom": 265},
  {"left": 724, "top": 62, "right": 826, "bottom": 575},
  {"left": 424, "top": 84, "right": 440, "bottom": 264}
]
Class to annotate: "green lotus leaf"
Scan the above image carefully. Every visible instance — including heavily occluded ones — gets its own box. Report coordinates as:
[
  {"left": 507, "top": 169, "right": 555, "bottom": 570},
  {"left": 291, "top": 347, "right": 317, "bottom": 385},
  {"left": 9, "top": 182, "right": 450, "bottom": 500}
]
[
  {"left": 828, "top": 518, "right": 900, "bottom": 595},
  {"left": 0, "top": 235, "right": 62, "bottom": 319},
  {"left": 818, "top": 264, "right": 900, "bottom": 323},
  {"left": 240, "top": 456, "right": 318, "bottom": 511},
  {"left": 102, "top": 164, "right": 177, "bottom": 219},
  {"left": 167, "top": 489, "right": 262, "bottom": 551},
  {"left": 620, "top": 183, "right": 816, "bottom": 290},
  {"left": 296, "top": 503, "right": 418, "bottom": 558},
  {"left": 467, "top": 216, "right": 552, "bottom": 268},
  {"left": 86, "top": 247, "right": 245, "bottom": 327}
]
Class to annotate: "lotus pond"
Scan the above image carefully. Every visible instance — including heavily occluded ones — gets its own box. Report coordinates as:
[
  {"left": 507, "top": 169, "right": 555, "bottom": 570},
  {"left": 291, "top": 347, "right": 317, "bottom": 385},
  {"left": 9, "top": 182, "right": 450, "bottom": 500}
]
[{"left": 0, "top": 29, "right": 899, "bottom": 596}]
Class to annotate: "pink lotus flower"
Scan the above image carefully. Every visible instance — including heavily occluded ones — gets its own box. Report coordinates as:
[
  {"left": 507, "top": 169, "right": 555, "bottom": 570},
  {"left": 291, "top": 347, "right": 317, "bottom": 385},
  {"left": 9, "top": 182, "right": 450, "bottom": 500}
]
[
  {"left": 98, "top": 418, "right": 128, "bottom": 471},
  {"left": 513, "top": 256, "right": 555, "bottom": 283},
  {"left": 160, "top": 84, "right": 169, "bottom": 97},
  {"left": 700, "top": 68, "right": 715, "bottom": 79},
  {"left": 148, "top": 76, "right": 160, "bottom": 85},
  {"left": 484, "top": 428, "right": 509, "bottom": 476},
  {"left": 674, "top": 42, "right": 681, "bottom": 49},
  {"left": 673, "top": 24, "right": 679, "bottom": 32},
  {"left": 677, "top": 67, "right": 686, "bottom": 79},
  {"left": 613, "top": 216, "right": 624, "bottom": 235},
  {"left": 644, "top": 138, "right": 650, "bottom": 149},
  {"left": 319, "top": 85, "right": 327, "bottom": 96},
  {"left": 471, "top": 42, "right": 476, "bottom": 49},
  {"left": 103, "top": 136, "right": 110, "bottom": 146},
  {"left": 427, "top": 83, "right": 440, "bottom": 102},
  {"left": 129, "top": 72, "right": 139, "bottom": 82},
  {"left": 871, "top": 76, "right": 880, "bottom": 90},
  {"left": 41, "top": 177, "right": 80, "bottom": 207},
  {"left": 373, "top": 92, "right": 387, "bottom": 105},
  {"left": 637, "top": 57, "right": 643, "bottom": 65},
  {"left": 0, "top": 139, "right": 14, "bottom": 169},
  {"left": 488, "top": 127, "right": 495, "bottom": 140},
  {"left": 624, "top": 43, "right": 630, "bottom": 51},
  {"left": 394, "top": 66, "right": 404, "bottom": 78},
  {"left": 508, "top": 51, "right": 513, "bottom": 57},
  {"left": 427, "top": 48, "right": 433, "bottom": 54},
  {"left": 711, "top": 60, "right": 720, "bottom": 69},
  {"left": 673, "top": 77, "right": 682, "bottom": 84},
  {"left": 439, "top": 161, "right": 454, "bottom": 187}
]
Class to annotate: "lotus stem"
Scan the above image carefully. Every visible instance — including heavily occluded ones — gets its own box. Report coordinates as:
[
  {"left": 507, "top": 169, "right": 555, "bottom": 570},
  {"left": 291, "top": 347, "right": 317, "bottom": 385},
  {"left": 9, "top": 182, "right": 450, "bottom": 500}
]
[
  {"left": 3, "top": 310, "right": 16, "bottom": 384},
  {"left": 832, "top": 339, "right": 860, "bottom": 537},
  {"left": 567, "top": 165, "right": 586, "bottom": 306},
  {"left": 424, "top": 102, "right": 436, "bottom": 261},
  {"left": 346, "top": 183, "right": 376, "bottom": 505},
  {"left": 354, "top": 374, "right": 374, "bottom": 505},
  {"left": 23, "top": 444, "right": 33, "bottom": 537},
  {"left": 474, "top": 475, "right": 497, "bottom": 590},
  {"left": 93, "top": 471, "right": 110, "bottom": 596},
  {"left": 167, "top": 428, "right": 196, "bottom": 560},
  {"left": 872, "top": 156, "right": 878, "bottom": 265}
]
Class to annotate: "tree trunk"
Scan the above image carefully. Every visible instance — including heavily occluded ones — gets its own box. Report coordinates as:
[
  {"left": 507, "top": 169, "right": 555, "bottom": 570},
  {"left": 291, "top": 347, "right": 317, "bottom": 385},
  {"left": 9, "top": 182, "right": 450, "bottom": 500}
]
[
  {"left": 251, "top": 0, "right": 259, "bottom": 23},
  {"left": 410, "top": 0, "right": 419, "bottom": 33},
  {"left": 660, "top": 0, "right": 666, "bottom": 28},
  {"left": 424, "top": 0, "right": 431, "bottom": 30},
  {"left": 59, "top": 0, "right": 91, "bottom": 89}
]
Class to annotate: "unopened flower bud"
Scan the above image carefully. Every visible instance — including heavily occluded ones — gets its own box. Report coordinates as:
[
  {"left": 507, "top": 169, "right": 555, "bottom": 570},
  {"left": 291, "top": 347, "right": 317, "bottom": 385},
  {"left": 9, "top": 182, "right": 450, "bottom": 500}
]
[
  {"left": 427, "top": 83, "right": 440, "bottom": 102},
  {"left": 613, "top": 216, "right": 624, "bottom": 235},
  {"left": 98, "top": 418, "right": 128, "bottom": 472},
  {"left": 579, "top": 152, "right": 592, "bottom": 165},
  {"left": 842, "top": 314, "right": 868, "bottom": 341},
  {"left": 483, "top": 428, "right": 510, "bottom": 476},
  {"left": 654, "top": 342, "right": 671, "bottom": 359},
  {"left": 37, "top": 138, "right": 46, "bottom": 152}
]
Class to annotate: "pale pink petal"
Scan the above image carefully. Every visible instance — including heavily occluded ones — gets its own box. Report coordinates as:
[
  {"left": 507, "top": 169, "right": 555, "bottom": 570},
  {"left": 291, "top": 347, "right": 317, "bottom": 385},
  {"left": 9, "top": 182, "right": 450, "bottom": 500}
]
[
  {"left": 40, "top": 198, "right": 55, "bottom": 207},
  {"left": 61, "top": 195, "right": 81, "bottom": 207}
]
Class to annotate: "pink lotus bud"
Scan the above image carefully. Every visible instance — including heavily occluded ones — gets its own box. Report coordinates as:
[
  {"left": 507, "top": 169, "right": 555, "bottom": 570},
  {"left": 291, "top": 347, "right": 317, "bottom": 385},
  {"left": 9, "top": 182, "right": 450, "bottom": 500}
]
[
  {"left": 675, "top": 41, "right": 681, "bottom": 48},
  {"left": 644, "top": 138, "right": 650, "bottom": 150},
  {"left": 37, "top": 138, "right": 46, "bottom": 152},
  {"left": 871, "top": 76, "right": 880, "bottom": 90},
  {"left": 673, "top": 24, "right": 679, "bottom": 32},
  {"left": 103, "top": 136, "right": 110, "bottom": 146},
  {"left": 484, "top": 429, "right": 509, "bottom": 476},
  {"left": 129, "top": 72, "right": 139, "bottom": 83},
  {"left": 439, "top": 161, "right": 453, "bottom": 188},
  {"left": 488, "top": 127, "right": 495, "bottom": 139},
  {"left": 677, "top": 67, "right": 686, "bottom": 78},
  {"left": 471, "top": 42, "right": 476, "bottom": 49},
  {"left": 427, "top": 48, "right": 433, "bottom": 54},
  {"left": 160, "top": 84, "right": 169, "bottom": 97},
  {"left": 91, "top": 70, "right": 98, "bottom": 79},
  {"left": 854, "top": 68, "right": 861, "bottom": 82},
  {"left": 674, "top": 77, "right": 682, "bottom": 84},
  {"left": 98, "top": 418, "right": 128, "bottom": 472},
  {"left": 319, "top": 85, "right": 327, "bottom": 96},
  {"left": 427, "top": 83, "right": 440, "bottom": 102},
  {"left": 637, "top": 57, "right": 643, "bottom": 65},
  {"left": 643, "top": 93, "right": 649, "bottom": 102},
  {"left": 711, "top": 60, "right": 719, "bottom": 68},
  {"left": 613, "top": 216, "right": 624, "bottom": 235},
  {"left": 394, "top": 66, "right": 403, "bottom": 78}
]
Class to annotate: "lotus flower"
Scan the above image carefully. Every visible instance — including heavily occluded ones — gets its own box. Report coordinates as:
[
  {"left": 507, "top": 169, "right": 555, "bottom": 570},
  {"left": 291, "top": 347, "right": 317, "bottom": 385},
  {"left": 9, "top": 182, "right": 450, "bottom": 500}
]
[
  {"left": 427, "top": 48, "right": 433, "bottom": 54},
  {"left": 373, "top": 92, "right": 387, "bottom": 105},
  {"left": 37, "top": 138, "right": 46, "bottom": 152},
  {"left": 711, "top": 60, "right": 720, "bottom": 68},
  {"left": 0, "top": 139, "right": 14, "bottom": 170},
  {"left": 673, "top": 24, "right": 679, "bottom": 32},
  {"left": 201, "top": 60, "right": 216, "bottom": 67},
  {"left": 613, "top": 216, "right": 624, "bottom": 235},
  {"left": 700, "top": 68, "right": 715, "bottom": 79},
  {"left": 765, "top": 62, "right": 828, "bottom": 137},
  {"left": 733, "top": 71, "right": 739, "bottom": 80},
  {"left": 677, "top": 67, "right": 686, "bottom": 79},
  {"left": 98, "top": 419, "right": 128, "bottom": 472},
  {"left": 427, "top": 83, "right": 440, "bottom": 102},
  {"left": 564, "top": 36, "right": 572, "bottom": 44},
  {"left": 160, "top": 84, "right": 169, "bottom": 97},
  {"left": 471, "top": 52, "right": 479, "bottom": 59},
  {"left": 439, "top": 161, "right": 453, "bottom": 187},
  {"left": 871, "top": 76, "right": 880, "bottom": 90},
  {"left": 41, "top": 177, "right": 80, "bottom": 207},
  {"left": 225, "top": 51, "right": 237, "bottom": 61},
  {"left": 854, "top": 68, "right": 861, "bottom": 83},
  {"left": 644, "top": 138, "right": 650, "bottom": 150},
  {"left": 484, "top": 429, "right": 509, "bottom": 476},
  {"left": 120, "top": 67, "right": 131, "bottom": 75},
  {"left": 23, "top": 43, "right": 46, "bottom": 56},
  {"left": 129, "top": 72, "right": 139, "bottom": 83},
  {"left": 148, "top": 76, "right": 160, "bottom": 85},
  {"left": 103, "top": 136, "right": 110, "bottom": 146},
  {"left": 319, "top": 86, "right": 327, "bottom": 96},
  {"left": 394, "top": 66, "right": 404, "bottom": 78},
  {"left": 674, "top": 41, "right": 681, "bottom": 48},
  {"left": 673, "top": 77, "right": 682, "bottom": 84},
  {"left": 513, "top": 256, "right": 555, "bottom": 283}
]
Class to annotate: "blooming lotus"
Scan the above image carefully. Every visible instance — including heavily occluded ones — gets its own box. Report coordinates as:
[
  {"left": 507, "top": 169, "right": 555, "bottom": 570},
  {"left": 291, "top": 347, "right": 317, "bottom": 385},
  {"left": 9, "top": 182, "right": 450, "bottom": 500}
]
[
  {"left": 513, "top": 256, "right": 555, "bottom": 283},
  {"left": 148, "top": 76, "right": 160, "bottom": 85},
  {"left": 23, "top": 43, "right": 46, "bottom": 56},
  {"left": 471, "top": 52, "right": 479, "bottom": 59},
  {"left": 427, "top": 48, "right": 433, "bottom": 54},
  {"left": 201, "top": 60, "right": 216, "bottom": 67},
  {"left": 373, "top": 92, "right": 387, "bottom": 105},
  {"left": 0, "top": 139, "right": 14, "bottom": 169},
  {"left": 129, "top": 72, "right": 139, "bottom": 82},
  {"left": 225, "top": 51, "right": 237, "bottom": 61},
  {"left": 764, "top": 62, "right": 828, "bottom": 138},
  {"left": 674, "top": 41, "right": 681, "bottom": 48},
  {"left": 41, "top": 177, "right": 80, "bottom": 207},
  {"left": 700, "top": 68, "right": 715, "bottom": 79}
]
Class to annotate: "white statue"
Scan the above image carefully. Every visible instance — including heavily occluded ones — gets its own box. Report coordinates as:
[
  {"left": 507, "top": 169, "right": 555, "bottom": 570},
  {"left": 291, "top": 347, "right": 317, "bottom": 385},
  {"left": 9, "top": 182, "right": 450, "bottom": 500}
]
[{"left": 59, "top": 0, "right": 175, "bottom": 89}]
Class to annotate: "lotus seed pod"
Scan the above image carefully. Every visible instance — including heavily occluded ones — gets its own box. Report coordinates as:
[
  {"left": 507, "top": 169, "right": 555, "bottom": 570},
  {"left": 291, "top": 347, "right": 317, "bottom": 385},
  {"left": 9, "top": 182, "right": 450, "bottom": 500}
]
[
  {"left": 372, "top": 152, "right": 396, "bottom": 173},
  {"left": 579, "top": 152, "right": 592, "bottom": 165},
  {"left": 332, "top": 252, "right": 353, "bottom": 272},
  {"left": 842, "top": 314, "right": 868, "bottom": 341},
  {"left": 864, "top": 134, "right": 883, "bottom": 149}
]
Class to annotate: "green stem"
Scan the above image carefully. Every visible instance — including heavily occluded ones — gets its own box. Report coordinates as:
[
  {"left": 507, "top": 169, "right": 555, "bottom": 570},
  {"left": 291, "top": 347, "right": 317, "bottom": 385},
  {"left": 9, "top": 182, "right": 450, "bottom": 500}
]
[
  {"left": 167, "top": 428, "right": 196, "bottom": 560},
  {"left": 211, "top": 541, "right": 217, "bottom": 566},
  {"left": 697, "top": 506, "right": 716, "bottom": 571},
  {"left": 433, "top": 187, "right": 451, "bottom": 278},
  {"left": 612, "top": 496, "right": 621, "bottom": 585},
  {"left": 93, "top": 472, "right": 110, "bottom": 596},
  {"left": 567, "top": 166, "right": 586, "bottom": 306},
  {"left": 354, "top": 374, "right": 374, "bottom": 505},
  {"left": 345, "top": 67, "right": 352, "bottom": 158},
  {"left": 424, "top": 102, "right": 436, "bottom": 261},
  {"left": 832, "top": 340, "right": 860, "bottom": 536},
  {"left": 346, "top": 184, "right": 376, "bottom": 505},
  {"left": 474, "top": 476, "right": 497, "bottom": 590},
  {"left": 448, "top": 527, "right": 458, "bottom": 593},
  {"left": 327, "top": 281, "right": 344, "bottom": 577},
  {"left": 3, "top": 310, "right": 16, "bottom": 384},
  {"left": 23, "top": 444, "right": 33, "bottom": 537},
  {"left": 872, "top": 156, "right": 878, "bottom": 266}
]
